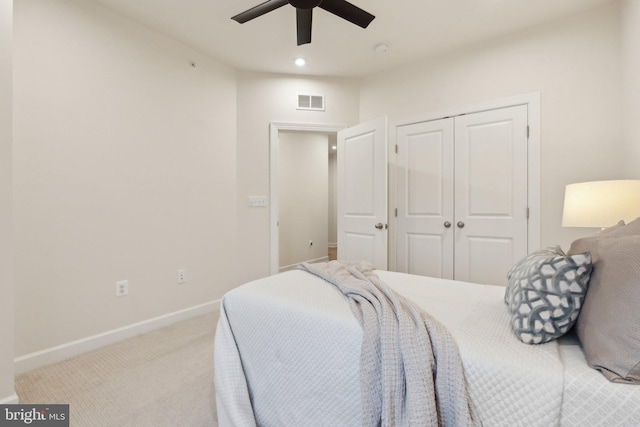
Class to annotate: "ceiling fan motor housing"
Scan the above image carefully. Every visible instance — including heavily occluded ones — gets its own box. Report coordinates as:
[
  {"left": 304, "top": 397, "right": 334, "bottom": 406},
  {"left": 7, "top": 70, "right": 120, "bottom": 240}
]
[
  {"left": 289, "top": 0, "right": 323, "bottom": 9},
  {"left": 232, "top": 0, "right": 374, "bottom": 46}
]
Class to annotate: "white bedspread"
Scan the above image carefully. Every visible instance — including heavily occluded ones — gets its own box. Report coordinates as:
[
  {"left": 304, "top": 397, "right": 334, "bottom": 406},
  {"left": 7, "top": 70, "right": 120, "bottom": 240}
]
[
  {"left": 558, "top": 333, "right": 640, "bottom": 426},
  {"left": 214, "top": 269, "right": 639, "bottom": 426},
  {"left": 215, "top": 270, "right": 363, "bottom": 426},
  {"left": 300, "top": 261, "right": 479, "bottom": 426},
  {"left": 376, "top": 271, "right": 563, "bottom": 427}
]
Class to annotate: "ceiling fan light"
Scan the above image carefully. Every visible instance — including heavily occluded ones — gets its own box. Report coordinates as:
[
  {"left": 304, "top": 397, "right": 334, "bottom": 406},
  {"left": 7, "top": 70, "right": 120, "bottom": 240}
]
[{"left": 295, "top": 57, "right": 307, "bottom": 67}]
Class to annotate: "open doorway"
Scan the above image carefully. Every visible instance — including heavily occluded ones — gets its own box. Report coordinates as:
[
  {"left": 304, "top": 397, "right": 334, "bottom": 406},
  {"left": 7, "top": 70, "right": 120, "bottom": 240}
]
[
  {"left": 269, "top": 123, "right": 344, "bottom": 275},
  {"left": 277, "top": 131, "right": 332, "bottom": 271},
  {"left": 327, "top": 136, "right": 337, "bottom": 261}
]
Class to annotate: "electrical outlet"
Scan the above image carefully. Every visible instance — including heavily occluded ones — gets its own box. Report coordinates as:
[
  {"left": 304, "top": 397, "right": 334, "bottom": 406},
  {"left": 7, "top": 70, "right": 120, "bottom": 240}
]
[
  {"left": 116, "top": 280, "right": 129, "bottom": 297},
  {"left": 177, "top": 269, "right": 187, "bottom": 284}
]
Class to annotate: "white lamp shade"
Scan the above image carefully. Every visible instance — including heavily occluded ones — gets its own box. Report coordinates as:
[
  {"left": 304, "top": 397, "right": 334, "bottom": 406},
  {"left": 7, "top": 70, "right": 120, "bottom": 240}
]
[{"left": 562, "top": 180, "right": 640, "bottom": 227}]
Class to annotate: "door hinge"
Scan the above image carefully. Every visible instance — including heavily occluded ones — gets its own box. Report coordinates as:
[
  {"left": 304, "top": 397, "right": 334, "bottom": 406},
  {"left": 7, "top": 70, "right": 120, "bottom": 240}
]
[
  {"left": 395, "top": 208, "right": 398, "bottom": 217},
  {"left": 526, "top": 126, "right": 530, "bottom": 139},
  {"left": 395, "top": 144, "right": 398, "bottom": 154},
  {"left": 526, "top": 207, "right": 530, "bottom": 219}
]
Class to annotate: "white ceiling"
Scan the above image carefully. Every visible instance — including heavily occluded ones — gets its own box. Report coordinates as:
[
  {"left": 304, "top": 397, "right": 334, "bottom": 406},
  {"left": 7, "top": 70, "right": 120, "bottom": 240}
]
[{"left": 90, "top": 0, "right": 615, "bottom": 77}]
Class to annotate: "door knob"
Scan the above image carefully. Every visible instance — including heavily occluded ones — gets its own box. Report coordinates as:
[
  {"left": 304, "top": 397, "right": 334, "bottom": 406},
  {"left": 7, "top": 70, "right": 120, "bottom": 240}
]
[
  {"left": 444, "top": 221, "right": 451, "bottom": 228},
  {"left": 375, "top": 223, "right": 384, "bottom": 229},
  {"left": 457, "top": 221, "right": 465, "bottom": 228}
]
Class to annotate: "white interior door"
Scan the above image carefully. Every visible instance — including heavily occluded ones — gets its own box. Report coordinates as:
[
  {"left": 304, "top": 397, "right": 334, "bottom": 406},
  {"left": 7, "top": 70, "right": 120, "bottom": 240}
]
[
  {"left": 396, "top": 118, "right": 454, "bottom": 278},
  {"left": 454, "top": 105, "right": 529, "bottom": 285},
  {"left": 337, "top": 118, "right": 388, "bottom": 269}
]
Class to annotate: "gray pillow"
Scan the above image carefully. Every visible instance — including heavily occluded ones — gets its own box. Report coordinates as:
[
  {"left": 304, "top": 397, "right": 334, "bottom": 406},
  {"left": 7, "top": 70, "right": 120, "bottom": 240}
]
[
  {"left": 567, "top": 220, "right": 625, "bottom": 262},
  {"left": 576, "top": 235, "right": 640, "bottom": 384},
  {"left": 505, "top": 246, "right": 592, "bottom": 344},
  {"left": 607, "top": 216, "right": 640, "bottom": 237}
]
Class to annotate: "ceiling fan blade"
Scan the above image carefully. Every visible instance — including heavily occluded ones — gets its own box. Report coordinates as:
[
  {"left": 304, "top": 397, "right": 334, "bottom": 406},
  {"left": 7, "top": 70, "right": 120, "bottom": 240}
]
[
  {"left": 297, "top": 8, "right": 313, "bottom": 46},
  {"left": 231, "top": 0, "right": 289, "bottom": 24},
  {"left": 319, "top": 0, "right": 375, "bottom": 28}
]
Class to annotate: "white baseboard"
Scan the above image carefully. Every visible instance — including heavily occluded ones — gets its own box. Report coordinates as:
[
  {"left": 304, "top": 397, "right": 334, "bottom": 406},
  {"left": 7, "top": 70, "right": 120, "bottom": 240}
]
[
  {"left": 0, "top": 393, "right": 19, "bottom": 404},
  {"left": 328, "top": 243, "right": 337, "bottom": 248},
  {"left": 14, "top": 300, "right": 220, "bottom": 374},
  {"left": 279, "top": 256, "right": 329, "bottom": 273}
]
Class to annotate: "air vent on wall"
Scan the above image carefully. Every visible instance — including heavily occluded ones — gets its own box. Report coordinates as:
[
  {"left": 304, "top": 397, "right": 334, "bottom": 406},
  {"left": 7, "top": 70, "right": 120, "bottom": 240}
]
[{"left": 297, "top": 94, "right": 325, "bottom": 111}]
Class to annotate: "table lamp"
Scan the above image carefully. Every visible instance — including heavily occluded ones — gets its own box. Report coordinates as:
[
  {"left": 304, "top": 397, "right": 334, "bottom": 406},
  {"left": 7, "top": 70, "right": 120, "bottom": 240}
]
[{"left": 562, "top": 180, "right": 640, "bottom": 228}]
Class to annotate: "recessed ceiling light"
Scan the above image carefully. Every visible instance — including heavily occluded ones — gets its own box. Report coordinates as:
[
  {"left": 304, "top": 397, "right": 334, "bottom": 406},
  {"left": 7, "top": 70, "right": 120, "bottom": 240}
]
[
  {"left": 332, "top": 145, "right": 337, "bottom": 150},
  {"left": 295, "top": 58, "right": 306, "bottom": 67}
]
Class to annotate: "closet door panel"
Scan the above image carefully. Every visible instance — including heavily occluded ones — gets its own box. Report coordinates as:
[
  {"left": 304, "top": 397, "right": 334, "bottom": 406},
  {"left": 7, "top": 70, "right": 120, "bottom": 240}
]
[
  {"left": 454, "top": 105, "right": 529, "bottom": 286},
  {"left": 395, "top": 118, "right": 454, "bottom": 278},
  {"left": 464, "top": 236, "right": 514, "bottom": 286},
  {"left": 466, "top": 123, "right": 514, "bottom": 216},
  {"left": 406, "top": 234, "right": 446, "bottom": 278}
]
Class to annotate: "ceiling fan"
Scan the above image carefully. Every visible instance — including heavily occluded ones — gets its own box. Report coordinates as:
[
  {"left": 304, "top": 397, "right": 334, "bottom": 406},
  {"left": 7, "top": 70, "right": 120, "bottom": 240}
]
[{"left": 231, "top": 0, "right": 375, "bottom": 46}]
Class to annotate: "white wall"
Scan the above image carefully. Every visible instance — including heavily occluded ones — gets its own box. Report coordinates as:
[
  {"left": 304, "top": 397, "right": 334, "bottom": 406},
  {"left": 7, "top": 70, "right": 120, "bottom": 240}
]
[
  {"left": 0, "top": 0, "right": 16, "bottom": 403},
  {"left": 360, "top": 2, "right": 624, "bottom": 252},
  {"left": 621, "top": 0, "right": 640, "bottom": 177},
  {"left": 13, "top": 0, "right": 238, "bottom": 357},
  {"left": 236, "top": 71, "right": 359, "bottom": 283},
  {"left": 278, "top": 132, "right": 328, "bottom": 269}
]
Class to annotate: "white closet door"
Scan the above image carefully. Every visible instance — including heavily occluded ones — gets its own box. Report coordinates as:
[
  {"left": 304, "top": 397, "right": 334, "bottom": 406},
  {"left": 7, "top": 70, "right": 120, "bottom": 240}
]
[
  {"left": 454, "top": 105, "right": 529, "bottom": 286},
  {"left": 337, "top": 118, "right": 388, "bottom": 270},
  {"left": 396, "top": 118, "right": 454, "bottom": 278}
]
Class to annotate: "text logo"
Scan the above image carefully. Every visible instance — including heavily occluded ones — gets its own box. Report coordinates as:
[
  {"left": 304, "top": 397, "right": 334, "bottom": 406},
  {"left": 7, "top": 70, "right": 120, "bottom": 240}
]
[{"left": 1, "top": 405, "right": 69, "bottom": 427}]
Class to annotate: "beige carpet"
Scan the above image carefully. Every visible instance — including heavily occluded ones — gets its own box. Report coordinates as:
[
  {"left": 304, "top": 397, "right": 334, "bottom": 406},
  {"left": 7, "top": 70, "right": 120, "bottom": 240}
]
[{"left": 15, "top": 312, "right": 219, "bottom": 427}]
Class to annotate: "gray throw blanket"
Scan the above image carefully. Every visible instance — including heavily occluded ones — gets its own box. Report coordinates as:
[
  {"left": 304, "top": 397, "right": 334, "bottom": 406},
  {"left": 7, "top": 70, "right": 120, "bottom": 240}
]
[{"left": 299, "top": 261, "right": 481, "bottom": 427}]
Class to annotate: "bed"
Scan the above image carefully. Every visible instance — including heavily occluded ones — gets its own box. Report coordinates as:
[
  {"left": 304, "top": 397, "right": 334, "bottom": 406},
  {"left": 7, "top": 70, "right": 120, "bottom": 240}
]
[{"left": 214, "top": 267, "right": 640, "bottom": 426}]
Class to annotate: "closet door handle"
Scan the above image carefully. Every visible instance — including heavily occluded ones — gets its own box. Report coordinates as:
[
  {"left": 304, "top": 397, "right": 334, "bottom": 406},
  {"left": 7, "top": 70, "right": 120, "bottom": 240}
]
[
  {"left": 375, "top": 223, "right": 384, "bottom": 229},
  {"left": 457, "top": 221, "right": 465, "bottom": 228},
  {"left": 444, "top": 221, "right": 451, "bottom": 228}
]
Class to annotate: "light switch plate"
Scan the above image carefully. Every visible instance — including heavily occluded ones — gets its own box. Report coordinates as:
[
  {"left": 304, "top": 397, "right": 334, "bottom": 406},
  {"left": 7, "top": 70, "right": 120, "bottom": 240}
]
[{"left": 248, "top": 196, "right": 268, "bottom": 207}]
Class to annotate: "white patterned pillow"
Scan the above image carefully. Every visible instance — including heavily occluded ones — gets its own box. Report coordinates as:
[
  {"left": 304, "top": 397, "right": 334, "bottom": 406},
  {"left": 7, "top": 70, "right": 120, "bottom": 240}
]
[
  {"left": 504, "top": 246, "right": 593, "bottom": 344},
  {"left": 504, "top": 246, "right": 565, "bottom": 305}
]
